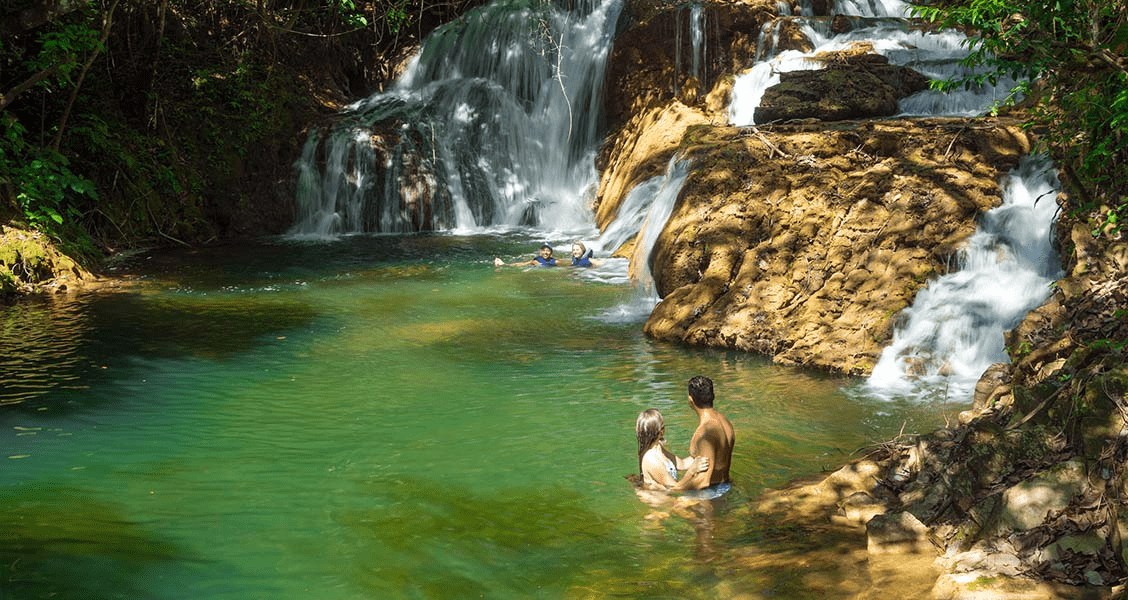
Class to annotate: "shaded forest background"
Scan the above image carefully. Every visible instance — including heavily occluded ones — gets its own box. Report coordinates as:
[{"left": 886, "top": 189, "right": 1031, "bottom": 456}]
[
  {"left": 0, "top": 0, "right": 1125, "bottom": 263},
  {"left": 1, "top": 0, "right": 484, "bottom": 262}
]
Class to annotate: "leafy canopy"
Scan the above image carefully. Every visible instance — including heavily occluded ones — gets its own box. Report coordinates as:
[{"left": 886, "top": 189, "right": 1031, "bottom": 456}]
[{"left": 913, "top": 0, "right": 1127, "bottom": 234}]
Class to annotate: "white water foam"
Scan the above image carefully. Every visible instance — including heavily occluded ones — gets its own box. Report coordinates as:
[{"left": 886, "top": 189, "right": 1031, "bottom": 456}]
[
  {"left": 864, "top": 155, "right": 1062, "bottom": 402},
  {"left": 728, "top": 0, "right": 1015, "bottom": 125}
]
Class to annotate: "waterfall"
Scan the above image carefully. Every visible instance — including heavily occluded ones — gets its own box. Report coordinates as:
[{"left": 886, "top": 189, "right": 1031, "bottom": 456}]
[
  {"left": 618, "top": 158, "right": 691, "bottom": 292},
  {"left": 864, "top": 155, "right": 1062, "bottom": 402},
  {"left": 590, "top": 157, "right": 691, "bottom": 323},
  {"left": 728, "top": 0, "right": 1015, "bottom": 126},
  {"left": 290, "top": 0, "right": 623, "bottom": 237},
  {"left": 691, "top": 4, "right": 705, "bottom": 84},
  {"left": 673, "top": 4, "right": 707, "bottom": 96}
]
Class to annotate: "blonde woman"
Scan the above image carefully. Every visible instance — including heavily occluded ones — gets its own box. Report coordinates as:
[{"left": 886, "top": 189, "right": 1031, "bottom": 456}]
[{"left": 635, "top": 409, "right": 708, "bottom": 491}]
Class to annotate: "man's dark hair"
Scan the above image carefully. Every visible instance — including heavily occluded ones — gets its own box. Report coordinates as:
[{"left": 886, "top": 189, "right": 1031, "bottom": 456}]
[{"left": 687, "top": 375, "right": 714, "bottom": 408}]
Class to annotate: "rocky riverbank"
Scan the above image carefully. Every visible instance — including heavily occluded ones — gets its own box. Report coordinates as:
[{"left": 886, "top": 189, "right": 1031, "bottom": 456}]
[
  {"left": 595, "top": 0, "right": 1128, "bottom": 597},
  {"left": 0, "top": 226, "right": 97, "bottom": 296}
]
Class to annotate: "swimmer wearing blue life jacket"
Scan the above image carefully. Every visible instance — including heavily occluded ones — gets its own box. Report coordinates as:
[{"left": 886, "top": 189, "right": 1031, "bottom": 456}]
[
  {"left": 493, "top": 242, "right": 602, "bottom": 268},
  {"left": 568, "top": 242, "right": 602, "bottom": 267}
]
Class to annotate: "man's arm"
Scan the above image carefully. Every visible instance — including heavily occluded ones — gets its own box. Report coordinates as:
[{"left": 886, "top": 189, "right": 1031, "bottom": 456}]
[
  {"left": 494, "top": 257, "right": 537, "bottom": 266},
  {"left": 670, "top": 438, "right": 716, "bottom": 491}
]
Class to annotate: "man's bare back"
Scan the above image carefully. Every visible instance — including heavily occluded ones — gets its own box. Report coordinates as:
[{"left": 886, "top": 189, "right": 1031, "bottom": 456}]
[
  {"left": 689, "top": 411, "right": 735, "bottom": 486},
  {"left": 674, "top": 375, "right": 736, "bottom": 491}
]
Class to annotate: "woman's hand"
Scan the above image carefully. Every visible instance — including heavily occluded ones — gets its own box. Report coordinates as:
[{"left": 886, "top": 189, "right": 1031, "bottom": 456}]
[{"left": 691, "top": 456, "right": 710, "bottom": 473}]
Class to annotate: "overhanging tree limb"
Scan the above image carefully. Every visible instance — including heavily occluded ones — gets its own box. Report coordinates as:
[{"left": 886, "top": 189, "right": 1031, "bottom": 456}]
[
  {"left": 0, "top": 66, "right": 59, "bottom": 111},
  {"left": 51, "top": 0, "right": 120, "bottom": 153}
]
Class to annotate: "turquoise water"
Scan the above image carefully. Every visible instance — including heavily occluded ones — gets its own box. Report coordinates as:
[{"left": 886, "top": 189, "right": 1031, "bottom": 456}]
[{"left": 1, "top": 234, "right": 957, "bottom": 599}]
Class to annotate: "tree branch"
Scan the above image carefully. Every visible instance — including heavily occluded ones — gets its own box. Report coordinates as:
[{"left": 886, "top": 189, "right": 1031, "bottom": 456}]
[
  {"left": 0, "top": 66, "right": 59, "bottom": 111},
  {"left": 51, "top": 0, "right": 120, "bottom": 152}
]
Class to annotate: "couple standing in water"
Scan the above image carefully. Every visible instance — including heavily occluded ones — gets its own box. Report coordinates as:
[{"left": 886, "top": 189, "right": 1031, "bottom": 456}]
[{"left": 635, "top": 375, "right": 735, "bottom": 497}]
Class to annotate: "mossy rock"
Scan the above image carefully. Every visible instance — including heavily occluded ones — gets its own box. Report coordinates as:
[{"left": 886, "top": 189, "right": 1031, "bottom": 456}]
[{"left": 0, "top": 226, "right": 92, "bottom": 297}]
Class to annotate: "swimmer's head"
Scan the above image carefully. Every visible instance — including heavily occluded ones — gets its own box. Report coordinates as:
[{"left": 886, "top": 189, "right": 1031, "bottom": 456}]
[
  {"left": 539, "top": 243, "right": 553, "bottom": 258},
  {"left": 688, "top": 375, "right": 714, "bottom": 408},
  {"left": 636, "top": 409, "right": 665, "bottom": 473},
  {"left": 571, "top": 242, "right": 586, "bottom": 257}
]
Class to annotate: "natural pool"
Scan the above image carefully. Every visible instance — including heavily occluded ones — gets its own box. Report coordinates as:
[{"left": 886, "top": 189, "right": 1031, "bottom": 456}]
[{"left": 1, "top": 233, "right": 961, "bottom": 599}]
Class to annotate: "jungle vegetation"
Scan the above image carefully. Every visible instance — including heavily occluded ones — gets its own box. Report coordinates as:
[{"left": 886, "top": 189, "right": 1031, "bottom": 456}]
[
  {"left": 0, "top": 0, "right": 1124, "bottom": 258},
  {"left": 0, "top": 0, "right": 482, "bottom": 261}
]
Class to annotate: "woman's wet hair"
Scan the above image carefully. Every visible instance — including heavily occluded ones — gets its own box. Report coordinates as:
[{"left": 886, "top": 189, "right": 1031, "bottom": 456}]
[{"left": 635, "top": 408, "right": 664, "bottom": 474}]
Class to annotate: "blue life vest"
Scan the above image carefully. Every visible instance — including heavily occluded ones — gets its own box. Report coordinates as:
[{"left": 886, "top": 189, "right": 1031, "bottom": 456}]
[
  {"left": 534, "top": 256, "right": 556, "bottom": 266},
  {"left": 571, "top": 249, "right": 594, "bottom": 267}
]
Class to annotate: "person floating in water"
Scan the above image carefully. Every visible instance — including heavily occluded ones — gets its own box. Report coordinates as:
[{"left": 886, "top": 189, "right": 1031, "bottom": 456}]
[
  {"left": 494, "top": 242, "right": 601, "bottom": 268},
  {"left": 676, "top": 375, "right": 735, "bottom": 496},
  {"left": 569, "top": 242, "right": 602, "bottom": 267},
  {"left": 494, "top": 243, "right": 557, "bottom": 267}
]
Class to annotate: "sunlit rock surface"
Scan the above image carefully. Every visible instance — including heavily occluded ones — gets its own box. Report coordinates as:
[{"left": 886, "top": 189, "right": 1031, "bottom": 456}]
[
  {"left": 0, "top": 226, "right": 95, "bottom": 296},
  {"left": 605, "top": 116, "right": 1031, "bottom": 375}
]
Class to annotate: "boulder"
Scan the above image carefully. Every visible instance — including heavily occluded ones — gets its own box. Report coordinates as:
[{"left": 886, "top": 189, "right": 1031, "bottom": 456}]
[{"left": 755, "top": 51, "right": 931, "bottom": 123}]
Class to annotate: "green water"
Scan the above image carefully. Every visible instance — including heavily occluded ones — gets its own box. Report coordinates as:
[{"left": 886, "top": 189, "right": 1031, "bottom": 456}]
[{"left": 1, "top": 234, "right": 959, "bottom": 599}]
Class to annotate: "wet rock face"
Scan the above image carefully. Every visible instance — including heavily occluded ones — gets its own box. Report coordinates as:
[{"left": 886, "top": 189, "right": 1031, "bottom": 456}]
[
  {"left": 599, "top": 2, "right": 1029, "bottom": 377},
  {"left": 754, "top": 53, "right": 931, "bottom": 123},
  {"left": 603, "top": 0, "right": 774, "bottom": 132},
  {"left": 640, "top": 119, "right": 1031, "bottom": 375}
]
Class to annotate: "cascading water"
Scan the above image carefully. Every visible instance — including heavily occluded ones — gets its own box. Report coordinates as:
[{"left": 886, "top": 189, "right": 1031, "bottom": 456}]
[
  {"left": 729, "top": 0, "right": 1016, "bottom": 126},
  {"left": 588, "top": 157, "right": 691, "bottom": 323},
  {"left": 864, "top": 155, "right": 1062, "bottom": 402},
  {"left": 716, "top": 0, "right": 1059, "bottom": 400},
  {"left": 288, "top": 0, "right": 1061, "bottom": 404},
  {"left": 290, "top": 0, "right": 622, "bottom": 237}
]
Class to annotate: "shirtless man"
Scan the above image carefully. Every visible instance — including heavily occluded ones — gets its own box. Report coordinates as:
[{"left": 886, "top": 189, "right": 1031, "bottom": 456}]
[{"left": 674, "top": 375, "right": 735, "bottom": 491}]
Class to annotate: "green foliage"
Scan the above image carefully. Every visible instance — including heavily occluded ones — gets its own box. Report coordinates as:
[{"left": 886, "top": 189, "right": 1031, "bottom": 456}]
[
  {"left": 911, "top": 0, "right": 1128, "bottom": 228},
  {"left": 0, "top": 113, "right": 97, "bottom": 234},
  {"left": 335, "top": 0, "right": 370, "bottom": 27},
  {"left": 26, "top": 16, "right": 102, "bottom": 86},
  {"left": 1091, "top": 196, "right": 1128, "bottom": 238},
  {"left": 385, "top": 0, "right": 412, "bottom": 33}
]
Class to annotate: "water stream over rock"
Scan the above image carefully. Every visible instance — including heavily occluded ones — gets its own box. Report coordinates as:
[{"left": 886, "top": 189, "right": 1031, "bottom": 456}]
[
  {"left": 290, "top": 0, "right": 621, "bottom": 236},
  {"left": 865, "top": 155, "right": 1062, "bottom": 401},
  {"left": 289, "top": 0, "right": 1061, "bottom": 397}
]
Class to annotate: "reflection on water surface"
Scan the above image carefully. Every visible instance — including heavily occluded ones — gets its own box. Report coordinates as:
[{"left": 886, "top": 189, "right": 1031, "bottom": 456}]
[{"left": 0, "top": 235, "right": 962, "bottom": 599}]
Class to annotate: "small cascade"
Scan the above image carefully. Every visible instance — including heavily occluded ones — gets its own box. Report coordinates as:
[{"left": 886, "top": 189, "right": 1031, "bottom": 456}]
[
  {"left": 865, "top": 155, "right": 1062, "bottom": 402},
  {"left": 691, "top": 4, "right": 705, "bottom": 83},
  {"left": 588, "top": 157, "right": 691, "bottom": 323},
  {"left": 290, "top": 0, "right": 622, "bottom": 237},
  {"left": 729, "top": 0, "right": 1015, "bottom": 126},
  {"left": 673, "top": 4, "right": 709, "bottom": 97},
  {"left": 626, "top": 159, "right": 691, "bottom": 293}
]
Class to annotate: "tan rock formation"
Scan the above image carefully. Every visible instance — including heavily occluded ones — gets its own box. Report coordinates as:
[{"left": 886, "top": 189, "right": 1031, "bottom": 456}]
[{"left": 640, "top": 118, "right": 1031, "bottom": 375}]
